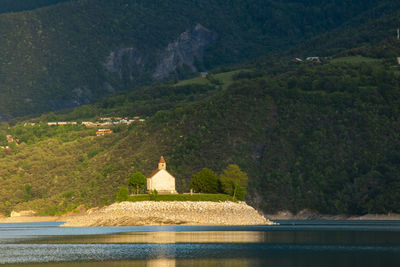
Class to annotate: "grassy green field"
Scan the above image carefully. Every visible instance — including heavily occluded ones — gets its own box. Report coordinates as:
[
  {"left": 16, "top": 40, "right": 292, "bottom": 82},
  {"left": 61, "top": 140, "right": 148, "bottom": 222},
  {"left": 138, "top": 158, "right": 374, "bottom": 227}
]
[
  {"left": 174, "top": 70, "right": 247, "bottom": 89},
  {"left": 126, "top": 193, "right": 236, "bottom": 202},
  {"left": 174, "top": 76, "right": 211, "bottom": 87}
]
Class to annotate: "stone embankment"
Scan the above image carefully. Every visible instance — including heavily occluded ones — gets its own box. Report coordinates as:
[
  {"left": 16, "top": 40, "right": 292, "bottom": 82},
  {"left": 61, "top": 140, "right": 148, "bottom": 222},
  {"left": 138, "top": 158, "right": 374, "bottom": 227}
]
[{"left": 62, "top": 201, "right": 274, "bottom": 227}]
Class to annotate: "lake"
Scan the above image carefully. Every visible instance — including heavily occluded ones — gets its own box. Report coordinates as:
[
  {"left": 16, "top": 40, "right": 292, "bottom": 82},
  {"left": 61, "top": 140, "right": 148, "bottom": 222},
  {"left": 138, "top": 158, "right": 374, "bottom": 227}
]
[{"left": 0, "top": 220, "right": 399, "bottom": 266}]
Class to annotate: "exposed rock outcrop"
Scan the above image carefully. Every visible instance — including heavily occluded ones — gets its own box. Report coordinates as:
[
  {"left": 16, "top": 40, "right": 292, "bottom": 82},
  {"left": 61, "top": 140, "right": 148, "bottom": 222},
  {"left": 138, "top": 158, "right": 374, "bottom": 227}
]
[
  {"left": 152, "top": 24, "right": 218, "bottom": 80},
  {"left": 103, "top": 24, "right": 217, "bottom": 85},
  {"left": 72, "top": 86, "right": 93, "bottom": 105},
  {"left": 10, "top": 210, "right": 36, "bottom": 217},
  {"left": 103, "top": 47, "right": 147, "bottom": 81}
]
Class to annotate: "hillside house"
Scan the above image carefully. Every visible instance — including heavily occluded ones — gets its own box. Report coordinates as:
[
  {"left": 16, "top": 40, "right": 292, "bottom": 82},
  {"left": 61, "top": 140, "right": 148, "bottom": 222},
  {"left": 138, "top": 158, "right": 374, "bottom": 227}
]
[
  {"left": 6, "top": 135, "right": 19, "bottom": 144},
  {"left": 291, "top": 58, "right": 303, "bottom": 63},
  {"left": 200, "top": 72, "right": 208, "bottom": 77},
  {"left": 96, "top": 129, "right": 113, "bottom": 136},
  {"left": 6, "top": 135, "right": 15, "bottom": 143},
  {"left": 147, "top": 156, "right": 177, "bottom": 194},
  {"left": 82, "top": 121, "right": 97, "bottom": 127},
  {"left": 397, "top": 57, "right": 400, "bottom": 65},
  {"left": 306, "top": 57, "right": 320, "bottom": 62}
]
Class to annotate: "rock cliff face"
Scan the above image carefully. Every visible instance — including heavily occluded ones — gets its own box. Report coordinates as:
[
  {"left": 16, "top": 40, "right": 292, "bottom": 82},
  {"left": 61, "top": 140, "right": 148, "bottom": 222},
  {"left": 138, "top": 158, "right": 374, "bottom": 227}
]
[
  {"left": 103, "top": 24, "right": 217, "bottom": 86},
  {"left": 152, "top": 24, "right": 218, "bottom": 80},
  {"left": 103, "top": 47, "right": 147, "bottom": 82},
  {"left": 33, "top": 24, "right": 216, "bottom": 116}
]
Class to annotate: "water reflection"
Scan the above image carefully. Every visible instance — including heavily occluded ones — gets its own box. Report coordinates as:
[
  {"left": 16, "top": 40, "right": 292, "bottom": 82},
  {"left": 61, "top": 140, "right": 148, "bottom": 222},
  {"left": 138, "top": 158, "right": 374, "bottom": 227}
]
[
  {"left": 9, "top": 258, "right": 258, "bottom": 267},
  {"left": 31, "top": 231, "right": 265, "bottom": 244},
  {"left": 22, "top": 229, "right": 400, "bottom": 247},
  {"left": 147, "top": 258, "right": 176, "bottom": 267},
  {"left": 1, "top": 222, "right": 400, "bottom": 267}
]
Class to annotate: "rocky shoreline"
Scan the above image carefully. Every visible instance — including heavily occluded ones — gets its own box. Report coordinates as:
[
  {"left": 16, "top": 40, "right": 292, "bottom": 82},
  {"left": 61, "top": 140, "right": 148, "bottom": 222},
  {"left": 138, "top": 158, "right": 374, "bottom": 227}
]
[
  {"left": 61, "top": 201, "right": 274, "bottom": 227},
  {"left": 3, "top": 205, "right": 398, "bottom": 226}
]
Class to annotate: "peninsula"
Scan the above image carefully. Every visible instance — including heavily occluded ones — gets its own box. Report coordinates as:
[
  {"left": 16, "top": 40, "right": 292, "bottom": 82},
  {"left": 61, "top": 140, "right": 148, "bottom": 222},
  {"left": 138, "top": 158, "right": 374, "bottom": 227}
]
[{"left": 61, "top": 201, "right": 274, "bottom": 227}]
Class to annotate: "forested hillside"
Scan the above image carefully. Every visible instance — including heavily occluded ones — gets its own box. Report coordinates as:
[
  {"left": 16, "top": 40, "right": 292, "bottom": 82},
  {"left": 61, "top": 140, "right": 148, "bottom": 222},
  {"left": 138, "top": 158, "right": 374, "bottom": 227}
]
[
  {"left": 0, "top": 0, "right": 70, "bottom": 14},
  {"left": 289, "top": 1, "right": 400, "bottom": 57},
  {"left": 0, "top": 0, "right": 399, "bottom": 217},
  {"left": 1, "top": 51, "right": 399, "bottom": 216},
  {"left": 0, "top": 0, "right": 394, "bottom": 119}
]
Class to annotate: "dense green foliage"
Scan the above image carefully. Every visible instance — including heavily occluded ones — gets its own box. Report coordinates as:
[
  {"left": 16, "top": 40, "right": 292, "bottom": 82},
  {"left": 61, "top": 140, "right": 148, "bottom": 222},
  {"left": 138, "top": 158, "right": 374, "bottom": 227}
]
[
  {"left": 0, "top": 0, "right": 71, "bottom": 14},
  {"left": 7, "top": 123, "right": 95, "bottom": 145},
  {"left": 189, "top": 165, "right": 248, "bottom": 200},
  {"left": 220, "top": 164, "right": 248, "bottom": 201},
  {"left": 115, "top": 186, "right": 129, "bottom": 202},
  {"left": 190, "top": 168, "right": 221, "bottom": 194},
  {"left": 128, "top": 172, "right": 146, "bottom": 194},
  {"left": 0, "top": 133, "right": 6, "bottom": 146},
  {"left": 256, "top": 61, "right": 400, "bottom": 215},
  {"left": 1, "top": 54, "right": 399, "bottom": 215},
  {"left": 0, "top": 0, "right": 396, "bottom": 118},
  {"left": 0, "top": 1, "right": 399, "bottom": 217},
  {"left": 288, "top": 2, "right": 400, "bottom": 58}
]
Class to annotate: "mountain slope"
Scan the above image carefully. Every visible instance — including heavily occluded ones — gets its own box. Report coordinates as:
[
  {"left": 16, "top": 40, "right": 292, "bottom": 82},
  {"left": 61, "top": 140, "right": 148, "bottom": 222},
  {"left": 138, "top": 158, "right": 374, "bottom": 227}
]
[
  {"left": 0, "top": 0, "right": 71, "bottom": 14},
  {"left": 1, "top": 56, "right": 399, "bottom": 216},
  {"left": 0, "top": 0, "right": 393, "bottom": 119},
  {"left": 288, "top": 1, "right": 400, "bottom": 57}
]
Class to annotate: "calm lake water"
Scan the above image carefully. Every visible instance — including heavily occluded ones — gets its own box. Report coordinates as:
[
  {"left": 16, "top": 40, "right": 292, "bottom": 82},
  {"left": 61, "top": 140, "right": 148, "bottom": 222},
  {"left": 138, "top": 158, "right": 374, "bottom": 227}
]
[{"left": 0, "top": 220, "right": 400, "bottom": 266}]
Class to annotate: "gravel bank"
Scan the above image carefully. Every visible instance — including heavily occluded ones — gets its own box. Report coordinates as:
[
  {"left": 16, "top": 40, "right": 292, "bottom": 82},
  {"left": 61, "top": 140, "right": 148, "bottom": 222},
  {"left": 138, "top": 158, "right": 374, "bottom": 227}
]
[
  {"left": 62, "top": 201, "right": 274, "bottom": 227},
  {"left": 0, "top": 216, "right": 61, "bottom": 223}
]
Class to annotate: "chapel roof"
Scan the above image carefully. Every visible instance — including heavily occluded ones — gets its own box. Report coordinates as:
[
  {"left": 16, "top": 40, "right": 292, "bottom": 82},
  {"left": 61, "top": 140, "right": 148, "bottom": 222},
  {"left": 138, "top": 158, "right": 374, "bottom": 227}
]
[
  {"left": 148, "top": 169, "right": 161, "bottom": 178},
  {"left": 159, "top": 156, "right": 166, "bottom": 163},
  {"left": 148, "top": 168, "right": 175, "bottom": 179}
]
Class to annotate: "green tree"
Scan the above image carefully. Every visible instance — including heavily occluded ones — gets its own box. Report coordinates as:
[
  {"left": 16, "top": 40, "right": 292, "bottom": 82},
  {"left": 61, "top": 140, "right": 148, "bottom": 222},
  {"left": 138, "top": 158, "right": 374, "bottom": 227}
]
[
  {"left": 22, "top": 183, "right": 32, "bottom": 201},
  {"left": 220, "top": 164, "right": 248, "bottom": 200},
  {"left": 115, "top": 186, "right": 129, "bottom": 202},
  {"left": 0, "top": 133, "right": 6, "bottom": 146},
  {"left": 128, "top": 171, "right": 147, "bottom": 194},
  {"left": 8, "top": 142, "right": 17, "bottom": 151},
  {"left": 190, "top": 168, "right": 221, "bottom": 193}
]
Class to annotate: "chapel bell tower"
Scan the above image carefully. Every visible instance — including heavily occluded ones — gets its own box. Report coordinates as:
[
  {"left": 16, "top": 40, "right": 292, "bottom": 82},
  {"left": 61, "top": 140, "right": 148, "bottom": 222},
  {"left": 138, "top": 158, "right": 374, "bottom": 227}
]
[{"left": 158, "top": 156, "right": 166, "bottom": 170}]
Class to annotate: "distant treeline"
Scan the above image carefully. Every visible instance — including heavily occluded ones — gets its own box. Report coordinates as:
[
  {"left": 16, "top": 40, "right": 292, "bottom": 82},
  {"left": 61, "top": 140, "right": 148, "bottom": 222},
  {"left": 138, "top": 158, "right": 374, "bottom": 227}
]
[{"left": 0, "top": 0, "right": 70, "bottom": 14}]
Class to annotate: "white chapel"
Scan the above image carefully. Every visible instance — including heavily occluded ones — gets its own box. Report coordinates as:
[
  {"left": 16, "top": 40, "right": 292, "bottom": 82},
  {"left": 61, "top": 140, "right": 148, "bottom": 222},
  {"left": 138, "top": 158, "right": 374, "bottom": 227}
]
[{"left": 147, "top": 156, "right": 177, "bottom": 194}]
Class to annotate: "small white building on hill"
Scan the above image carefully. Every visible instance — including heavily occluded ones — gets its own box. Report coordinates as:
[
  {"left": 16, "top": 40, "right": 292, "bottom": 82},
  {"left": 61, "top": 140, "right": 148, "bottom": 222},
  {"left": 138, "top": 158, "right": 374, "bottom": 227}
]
[{"left": 147, "top": 156, "right": 177, "bottom": 194}]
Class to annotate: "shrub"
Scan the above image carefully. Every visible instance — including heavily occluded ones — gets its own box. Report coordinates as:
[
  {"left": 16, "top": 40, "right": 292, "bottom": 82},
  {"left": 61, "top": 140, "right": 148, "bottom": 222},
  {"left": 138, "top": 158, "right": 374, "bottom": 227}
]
[
  {"left": 149, "top": 189, "right": 158, "bottom": 200},
  {"left": 220, "top": 164, "right": 248, "bottom": 200},
  {"left": 115, "top": 186, "right": 129, "bottom": 202},
  {"left": 128, "top": 171, "right": 146, "bottom": 194},
  {"left": 190, "top": 168, "right": 222, "bottom": 193}
]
